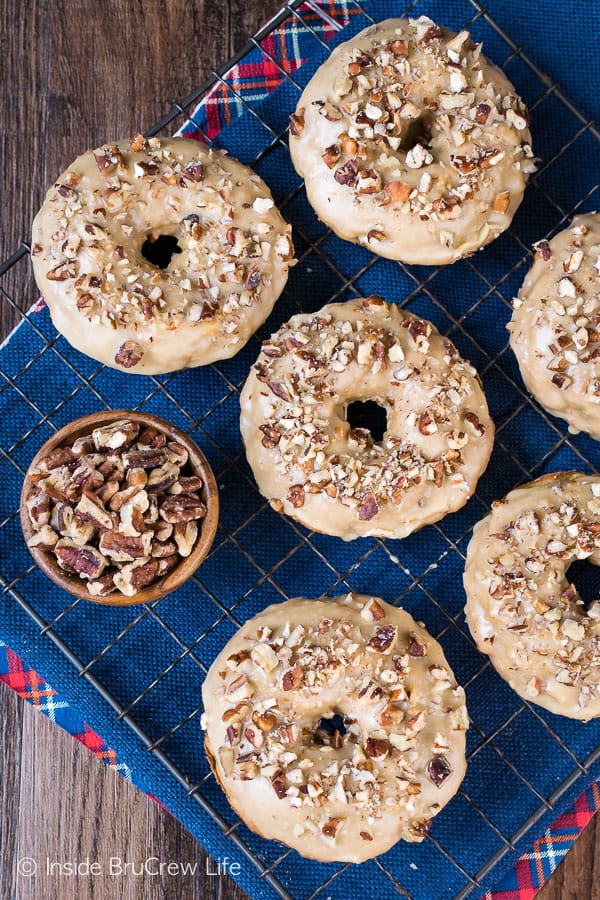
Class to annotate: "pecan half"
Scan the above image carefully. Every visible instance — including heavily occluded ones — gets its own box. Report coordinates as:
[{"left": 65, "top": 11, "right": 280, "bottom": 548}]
[
  {"left": 55, "top": 539, "right": 106, "bottom": 579},
  {"left": 159, "top": 494, "right": 206, "bottom": 523}
]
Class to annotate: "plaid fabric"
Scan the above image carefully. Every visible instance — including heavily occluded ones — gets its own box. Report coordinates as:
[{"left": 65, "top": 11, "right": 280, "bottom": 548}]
[
  {"left": 484, "top": 785, "right": 600, "bottom": 899},
  {"left": 179, "top": 1, "right": 361, "bottom": 140},
  {"left": 0, "top": 639, "right": 138, "bottom": 785},
  {"left": 2, "top": 1, "right": 600, "bottom": 899}
]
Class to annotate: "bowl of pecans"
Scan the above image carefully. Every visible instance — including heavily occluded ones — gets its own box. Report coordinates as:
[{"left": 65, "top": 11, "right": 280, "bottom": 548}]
[{"left": 20, "top": 410, "right": 219, "bottom": 605}]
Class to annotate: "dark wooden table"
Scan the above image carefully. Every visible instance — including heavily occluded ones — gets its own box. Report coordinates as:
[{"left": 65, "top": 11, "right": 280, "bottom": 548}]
[{"left": 0, "top": 1, "right": 597, "bottom": 898}]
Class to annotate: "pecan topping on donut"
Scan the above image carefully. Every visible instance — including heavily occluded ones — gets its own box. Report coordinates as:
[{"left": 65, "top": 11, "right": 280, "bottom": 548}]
[
  {"left": 287, "top": 16, "right": 534, "bottom": 263},
  {"left": 408, "top": 635, "right": 426, "bottom": 657},
  {"left": 288, "top": 111, "right": 305, "bottom": 136},
  {"left": 357, "top": 493, "right": 379, "bottom": 521},
  {"left": 115, "top": 341, "right": 143, "bottom": 369},
  {"left": 367, "top": 625, "right": 397, "bottom": 653},
  {"left": 287, "top": 485, "right": 305, "bottom": 509},
  {"left": 365, "top": 738, "right": 389, "bottom": 758},
  {"left": 282, "top": 665, "right": 304, "bottom": 691},
  {"left": 427, "top": 754, "right": 452, "bottom": 787}
]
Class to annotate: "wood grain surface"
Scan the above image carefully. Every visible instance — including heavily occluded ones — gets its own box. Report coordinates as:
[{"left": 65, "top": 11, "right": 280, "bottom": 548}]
[{"left": 0, "top": 1, "right": 597, "bottom": 898}]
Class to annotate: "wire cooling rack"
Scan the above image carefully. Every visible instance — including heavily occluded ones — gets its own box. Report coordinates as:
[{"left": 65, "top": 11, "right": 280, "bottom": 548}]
[{"left": 2, "top": 1, "right": 600, "bottom": 898}]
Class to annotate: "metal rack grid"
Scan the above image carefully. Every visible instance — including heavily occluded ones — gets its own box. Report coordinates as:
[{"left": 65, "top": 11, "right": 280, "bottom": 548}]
[{"left": 2, "top": 1, "right": 600, "bottom": 898}]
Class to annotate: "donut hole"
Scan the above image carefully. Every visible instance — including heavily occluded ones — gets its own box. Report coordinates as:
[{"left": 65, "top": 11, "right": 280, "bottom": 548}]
[
  {"left": 346, "top": 400, "right": 388, "bottom": 442},
  {"left": 315, "top": 713, "right": 348, "bottom": 747},
  {"left": 398, "top": 113, "right": 434, "bottom": 153},
  {"left": 566, "top": 559, "right": 600, "bottom": 607},
  {"left": 141, "top": 233, "right": 182, "bottom": 269}
]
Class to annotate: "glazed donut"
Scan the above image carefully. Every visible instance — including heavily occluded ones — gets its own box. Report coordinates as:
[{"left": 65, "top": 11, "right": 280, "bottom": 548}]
[
  {"left": 202, "top": 593, "right": 468, "bottom": 862},
  {"left": 288, "top": 16, "right": 534, "bottom": 265},
  {"left": 31, "top": 136, "right": 294, "bottom": 374},
  {"left": 240, "top": 296, "right": 494, "bottom": 540},
  {"left": 509, "top": 213, "right": 600, "bottom": 439},
  {"left": 464, "top": 472, "right": 600, "bottom": 720}
]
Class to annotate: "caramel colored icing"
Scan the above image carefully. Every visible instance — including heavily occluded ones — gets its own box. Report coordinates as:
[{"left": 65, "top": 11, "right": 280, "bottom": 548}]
[
  {"left": 289, "top": 16, "right": 534, "bottom": 265},
  {"left": 31, "top": 137, "right": 294, "bottom": 374},
  {"left": 202, "top": 594, "right": 468, "bottom": 862},
  {"left": 465, "top": 472, "right": 600, "bottom": 720},
  {"left": 240, "top": 296, "right": 493, "bottom": 539},
  {"left": 509, "top": 213, "right": 600, "bottom": 439}
]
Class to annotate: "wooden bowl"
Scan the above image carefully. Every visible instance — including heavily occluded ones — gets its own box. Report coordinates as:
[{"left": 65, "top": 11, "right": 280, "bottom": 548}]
[{"left": 20, "top": 410, "right": 219, "bottom": 606}]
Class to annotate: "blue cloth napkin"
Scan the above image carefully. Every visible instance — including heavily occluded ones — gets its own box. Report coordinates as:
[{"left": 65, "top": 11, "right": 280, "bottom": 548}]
[{"left": 2, "top": 1, "right": 600, "bottom": 898}]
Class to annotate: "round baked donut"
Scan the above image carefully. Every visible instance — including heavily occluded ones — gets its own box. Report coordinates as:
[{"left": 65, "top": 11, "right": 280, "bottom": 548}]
[
  {"left": 240, "top": 296, "right": 494, "bottom": 540},
  {"left": 288, "top": 16, "right": 534, "bottom": 265},
  {"left": 31, "top": 136, "right": 294, "bottom": 374},
  {"left": 202, "top": 593, "right": 468, "bottom": 862},
  {"left": 509, "top": 213, "right": 600, "bottom": 439},
  {"left": 464, "top": 471, "right": 600, "bottom": 720}
]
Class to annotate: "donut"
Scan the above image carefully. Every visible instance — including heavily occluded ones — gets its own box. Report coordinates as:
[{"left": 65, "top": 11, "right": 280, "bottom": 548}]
[
  {"left": 509, "top": 213, "right": 600, "bottom": 438},
  {"left": 288, "top": 16, "right": 534, "bottom": 265},
  {"left": 464, "top": 471, "right": 600, "bottom": 720},
  {"left": 240, "top": 296, "right": 494, "bottom": 540},
  {"left": 202, "top": 593, "right": 468, "bottom": 862},
  {"left": 31, "top": 136, "right": 294, "bottom": 374}
]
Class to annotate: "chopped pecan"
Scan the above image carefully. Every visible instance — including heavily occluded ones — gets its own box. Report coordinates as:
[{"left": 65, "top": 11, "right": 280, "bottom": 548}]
[
  {"left": 99, "top": 531, "right": 152, "bottom": 561},
  {"left": 156, "top": 554, "right": 179, "bottom": 576},
  {"left": 173, "top": 521, "right": 198, "bottom": 557},
  {"left": 321, "top": 818, "right": 341, "bottom": 838},
  {"left": 475, "top": 102, "right": 491, "bottom": 124},
  {"left": 282, "top": 665, "right": 303, "bottom": 691},
  {"left": 287, "top": 484, "right": 305, "bottom": 508},
  {"left": 182, "top": 163, "right": 204, "bottom": 182},
  {"left": 138, "top": 427, "right": 167, "bottom": 449},
  {"left": 27, "top": 524, "right": 59, "bottom": 552},
  {"left": 357, "top": 492, "right": 379, "bottom": 521},
  {"left": 113, "top": 558, "right": 160, "bottom": 596},
  {"left": 27, "top": 489, "right": 52, "bottom": 527},
  {"left": 289, "top": 111, "right": 305, "bottom": 136},
  {"left": 418, "top": 411, "right": 437, "bottom": 436},
  {"left": 151, "top": 539, "right": 178, "bottom": 558},
  {"left": 75, "top": 491, "right": 114, "bottom": 531},
  {"left": 252, "top": 710, "right": 276, "bottom": 732},
  {"left": 87, "top": 570, "right": 118, "bottom": 597},
  {"left": 147, "top": 462, "right": 180, "bottom": 494},
  {"left": 114, "top": 341, "right": 143, "bottom": 369},
  {"left": 385, "top": 180, "right": 411, "bottom": 202},
  {"left": 93, "top": 419, "right": 139, "bottom": 450},
  {"left": 408, "top": 635, "right": 426, "bottom": 657},
  {"left": 334, "top": 159, "right": 358, "bottom": 187},
  {"left": 244, "top": 264, "right": 261, "bottom": 291},
  {"left": 360, "top": 598, "right": 385, "bottom": 622},
  {"left": 365, "top": 738, "right": 389, "bottom": 758},
  {"left": 493, "top": 191, "right": 510, "bottom": 214},
  {"left": 427, "top": 754, "right": 452, "bottom": 787},
  {"left": 39, "top": 447, "right": 77, "bottom": 471},
  {"left": 267, "top": 381, "right": 290, "bottom": 402},
  {"left": 55, "top": 539, "right": 106, "bottom": 579},
  {"left": 322, "top": 144, "right": 341, "bottom": 168},
  {"left": 367, "top": 624, "right": 397, "bottom": 654}
]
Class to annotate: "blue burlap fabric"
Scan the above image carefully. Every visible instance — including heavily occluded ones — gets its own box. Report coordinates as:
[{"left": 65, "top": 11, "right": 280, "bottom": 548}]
[{"left": 1, "top": 1, "right": 600, "bottom": 897}]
